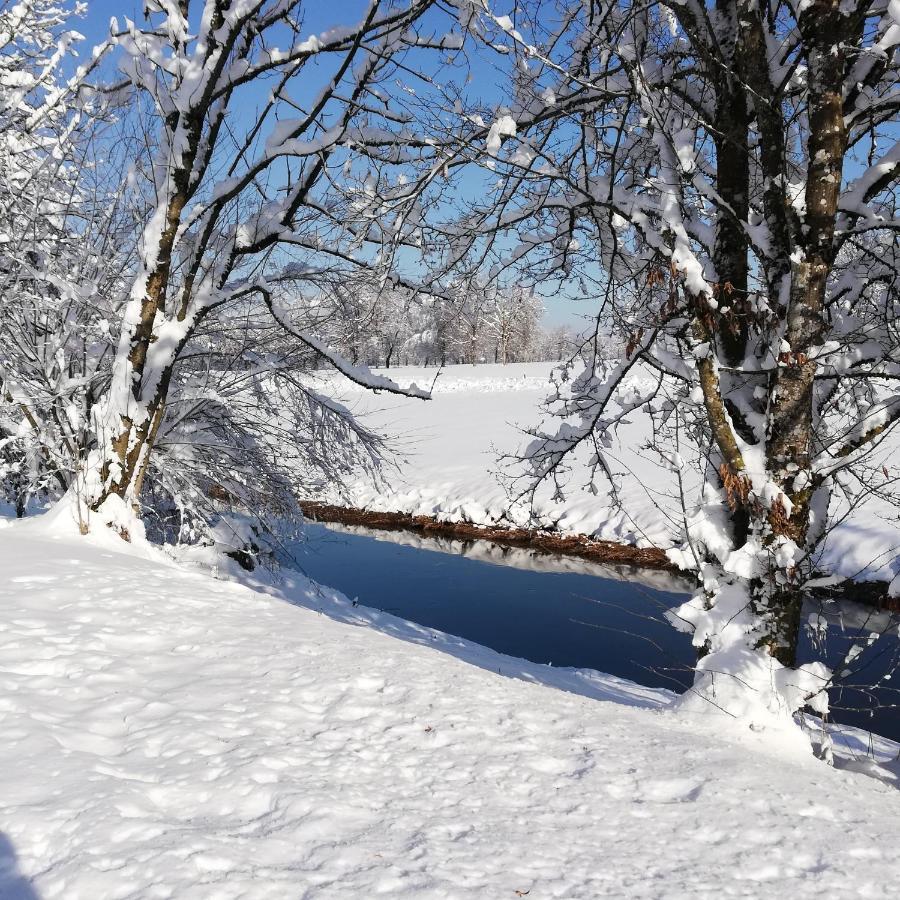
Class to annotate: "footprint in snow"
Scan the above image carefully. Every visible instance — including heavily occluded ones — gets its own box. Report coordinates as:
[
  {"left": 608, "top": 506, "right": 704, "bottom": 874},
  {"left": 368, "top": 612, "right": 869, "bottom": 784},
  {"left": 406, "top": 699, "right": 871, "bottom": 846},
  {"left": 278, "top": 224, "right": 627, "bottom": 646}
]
[{"left": 640, "top": 777, "right": 704, "bottom": 804}]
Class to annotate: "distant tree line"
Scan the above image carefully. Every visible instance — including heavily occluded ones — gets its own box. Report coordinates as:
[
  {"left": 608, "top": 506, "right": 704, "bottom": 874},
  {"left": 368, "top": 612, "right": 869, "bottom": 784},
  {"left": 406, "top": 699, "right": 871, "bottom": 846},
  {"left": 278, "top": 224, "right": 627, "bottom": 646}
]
[{"left": 315, "top": 281, "right": 577, "bottom": 368}]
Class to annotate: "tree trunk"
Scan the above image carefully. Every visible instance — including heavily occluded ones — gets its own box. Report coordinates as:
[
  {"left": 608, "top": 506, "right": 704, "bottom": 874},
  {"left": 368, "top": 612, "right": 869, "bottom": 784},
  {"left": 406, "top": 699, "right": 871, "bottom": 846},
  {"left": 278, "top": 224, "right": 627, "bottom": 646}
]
[
  {"left": 761, "top": 0, "right": 846, "bottom": 666},
  {"left": 711, "top": 48, "right": 753, "bottom": 547},
  {"left": 712, "top": 84, "right": 750, "bottom": 369}
]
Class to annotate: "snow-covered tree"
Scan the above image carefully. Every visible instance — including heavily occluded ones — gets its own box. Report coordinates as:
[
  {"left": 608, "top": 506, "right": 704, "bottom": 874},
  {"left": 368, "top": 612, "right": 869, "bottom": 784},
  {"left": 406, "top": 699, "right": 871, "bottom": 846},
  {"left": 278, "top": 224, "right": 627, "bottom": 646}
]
[
  {"left": 483, "top": 284, "right": 542, "bottom": 363},
  {"left": 0, "top": 0, "right": 114, "bottom": 513},
  {"left": 138, "top": 296, "right": 391, "bottom": 552},
  {"left": 304, "top": 277, "right": 553, "bottom": 367},
  {"left": 75, "top": 1, "right": 463, "bottom": 522},
  {"left": 539, "top": 325, "right": 579, "bottom": 363},
  {"left": 430, "top": 0, "right": 900, "bottom": 737}
]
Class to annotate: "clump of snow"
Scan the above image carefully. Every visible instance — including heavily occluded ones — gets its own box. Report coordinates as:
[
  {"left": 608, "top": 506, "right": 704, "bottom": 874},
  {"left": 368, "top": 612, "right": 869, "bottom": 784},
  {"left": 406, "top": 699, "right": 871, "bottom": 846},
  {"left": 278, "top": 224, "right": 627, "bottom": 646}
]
[
  {"left": 485, "top": 112, "right": 517, "bottom": 161},
  {"left": 672, "top": 578, "right": 830, "bottom": 750}
]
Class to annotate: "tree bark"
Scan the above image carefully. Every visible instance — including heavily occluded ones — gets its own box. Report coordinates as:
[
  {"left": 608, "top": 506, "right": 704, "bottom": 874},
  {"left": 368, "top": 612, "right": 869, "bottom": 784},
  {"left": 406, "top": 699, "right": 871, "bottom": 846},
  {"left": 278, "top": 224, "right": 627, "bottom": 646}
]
[{"left": 762, "top": 0, "right": 847, "bottom": 665}]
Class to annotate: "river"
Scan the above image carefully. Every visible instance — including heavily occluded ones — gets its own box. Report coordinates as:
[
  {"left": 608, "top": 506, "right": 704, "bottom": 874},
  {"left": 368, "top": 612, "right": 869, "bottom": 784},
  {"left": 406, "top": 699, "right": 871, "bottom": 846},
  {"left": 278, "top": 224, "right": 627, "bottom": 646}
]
[{"left": 292, "top": 521, "right": 900, "bottom": 742}]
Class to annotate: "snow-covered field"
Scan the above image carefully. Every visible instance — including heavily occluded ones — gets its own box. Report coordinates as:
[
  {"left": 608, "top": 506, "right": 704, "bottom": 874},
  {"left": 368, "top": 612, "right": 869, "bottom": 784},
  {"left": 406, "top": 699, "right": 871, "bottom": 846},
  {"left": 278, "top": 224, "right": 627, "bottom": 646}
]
[
  {"left": 2, "top": 514, "right": 900, "bottom": 899},
  {"left": 310, "top": 363, "right": 679, "bottom": 548},
  {"left": 311, "top": 362, "right": 900, "bottom": 586}
]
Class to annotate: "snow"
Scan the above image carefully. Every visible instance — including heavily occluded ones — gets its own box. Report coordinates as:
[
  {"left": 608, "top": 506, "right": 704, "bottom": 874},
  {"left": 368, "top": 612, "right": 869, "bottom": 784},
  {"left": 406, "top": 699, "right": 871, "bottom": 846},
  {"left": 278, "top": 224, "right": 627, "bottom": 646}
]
[
  {"left": 486, "top": 113, "right": 517, "bottom": 158},
  {"left": 307, "top": 362, "right": 900, "bottom": 587},
  {"left": 306, "top": 362, "right": 680, "bottom": 549},
  {"left": 2, "top": 516, "right": 900, "bottom": 898},
  {"left": 673, "top": 576, "right": 831, "bottom": 738}
]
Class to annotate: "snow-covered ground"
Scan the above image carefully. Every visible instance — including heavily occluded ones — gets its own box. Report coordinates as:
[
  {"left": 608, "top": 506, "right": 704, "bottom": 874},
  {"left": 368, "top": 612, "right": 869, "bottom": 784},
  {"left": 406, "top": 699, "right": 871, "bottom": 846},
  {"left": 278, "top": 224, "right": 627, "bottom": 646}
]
[
  {"left": 2, "top": 514, "right": 900, "bottom": 898},
  {"left": 310, "top": 362, "right": 900, "bottom": 585},
  {"left": 311, "top": 363, "right": 681, "bottom": 548}
]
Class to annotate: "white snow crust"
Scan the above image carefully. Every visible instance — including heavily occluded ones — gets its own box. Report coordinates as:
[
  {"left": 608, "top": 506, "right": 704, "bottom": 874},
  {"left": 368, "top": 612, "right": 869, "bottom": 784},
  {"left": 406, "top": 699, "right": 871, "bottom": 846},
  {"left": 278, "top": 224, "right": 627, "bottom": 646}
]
[
  {"left": 307, "top": 362, "right": 679, "bottom": 549},
  {"left": 1, "top": 516, "right": 899, "bottom": 897}
]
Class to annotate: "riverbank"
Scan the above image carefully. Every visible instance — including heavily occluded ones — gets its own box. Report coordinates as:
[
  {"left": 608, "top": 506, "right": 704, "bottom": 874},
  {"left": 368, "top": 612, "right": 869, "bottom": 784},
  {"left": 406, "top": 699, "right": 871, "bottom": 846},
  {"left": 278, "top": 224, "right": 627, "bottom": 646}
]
[
  {"left": 307, "top": 361, "right": 900, "bottom": 599},
  {"left": 2, "top": 514, "right": 899, "bottom": 897},
  {"left": 299, "top": 500, "right": 676, "bottom": 570},
  {"left": 300, "top": 501, "right": 900, "bottom": 612}
]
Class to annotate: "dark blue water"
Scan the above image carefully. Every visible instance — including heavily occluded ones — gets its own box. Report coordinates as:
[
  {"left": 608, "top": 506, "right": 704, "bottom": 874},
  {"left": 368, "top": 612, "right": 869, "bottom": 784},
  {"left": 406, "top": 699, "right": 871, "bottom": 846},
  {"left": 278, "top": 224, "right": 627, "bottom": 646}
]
[
  {"left": 293, "top": 522, "right": 900, "bottom": 741},
  {"left": 295, "top": 523, "right": 692, "bottom": 694}
]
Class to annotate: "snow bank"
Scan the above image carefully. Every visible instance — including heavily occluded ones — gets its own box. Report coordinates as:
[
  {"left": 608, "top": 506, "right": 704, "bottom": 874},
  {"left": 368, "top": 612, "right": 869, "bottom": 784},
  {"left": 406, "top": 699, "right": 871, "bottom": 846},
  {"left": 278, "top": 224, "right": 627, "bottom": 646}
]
[
  {"left": 309, "top": 362, "right": 900, "bottom": 586},
  {"left": 1, "top": 520, "right": 899, "bottom": 897}
]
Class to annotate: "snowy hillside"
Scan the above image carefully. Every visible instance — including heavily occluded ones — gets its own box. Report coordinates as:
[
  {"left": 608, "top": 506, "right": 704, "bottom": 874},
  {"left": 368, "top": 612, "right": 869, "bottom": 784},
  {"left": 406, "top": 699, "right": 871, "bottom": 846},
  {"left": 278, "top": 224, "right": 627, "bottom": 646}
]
[
  {"left": 2, "top": 516, "right": 899, "bottom": 898},
  {"left": 309, "top": 362, "right": 900, "bottom": 587}
]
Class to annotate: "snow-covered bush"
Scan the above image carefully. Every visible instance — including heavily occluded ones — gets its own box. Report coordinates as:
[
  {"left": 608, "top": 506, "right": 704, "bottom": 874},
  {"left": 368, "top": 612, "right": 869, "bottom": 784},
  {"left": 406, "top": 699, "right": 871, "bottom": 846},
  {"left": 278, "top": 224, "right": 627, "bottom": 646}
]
[{"left": 0, "top": 0, "right": 117, "bottom": 513}]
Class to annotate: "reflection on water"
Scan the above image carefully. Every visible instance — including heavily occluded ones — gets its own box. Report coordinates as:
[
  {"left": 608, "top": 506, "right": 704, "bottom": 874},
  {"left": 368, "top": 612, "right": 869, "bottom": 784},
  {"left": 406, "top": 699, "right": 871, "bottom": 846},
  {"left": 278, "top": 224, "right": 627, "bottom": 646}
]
[
  {"left": 325, "top": 521, "right": 691, "bottom": 591},
  {"left": 293, "top": 522, "right": 695, "bottom": 695},
  {"left": 291, "top": 521, "right": 900, "bottom": 741}
]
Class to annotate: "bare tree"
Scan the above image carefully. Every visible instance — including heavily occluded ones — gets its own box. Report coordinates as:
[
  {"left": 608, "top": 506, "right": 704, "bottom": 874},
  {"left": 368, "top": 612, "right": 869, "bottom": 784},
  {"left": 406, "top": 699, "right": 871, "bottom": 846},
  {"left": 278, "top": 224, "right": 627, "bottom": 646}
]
[
  {"left": 425, "top": 0, "right": 900, "bottom": 732},
  {"left": 81, "top": 0, "right": 458, "bottom": 519}
]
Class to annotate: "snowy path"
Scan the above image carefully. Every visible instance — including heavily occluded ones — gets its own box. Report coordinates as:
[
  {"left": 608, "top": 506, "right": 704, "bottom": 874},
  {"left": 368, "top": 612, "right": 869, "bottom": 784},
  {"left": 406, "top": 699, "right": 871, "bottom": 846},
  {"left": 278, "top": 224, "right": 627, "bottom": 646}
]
[{"left": 2, "top": 521, "right": 899, "bottom": 898}]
